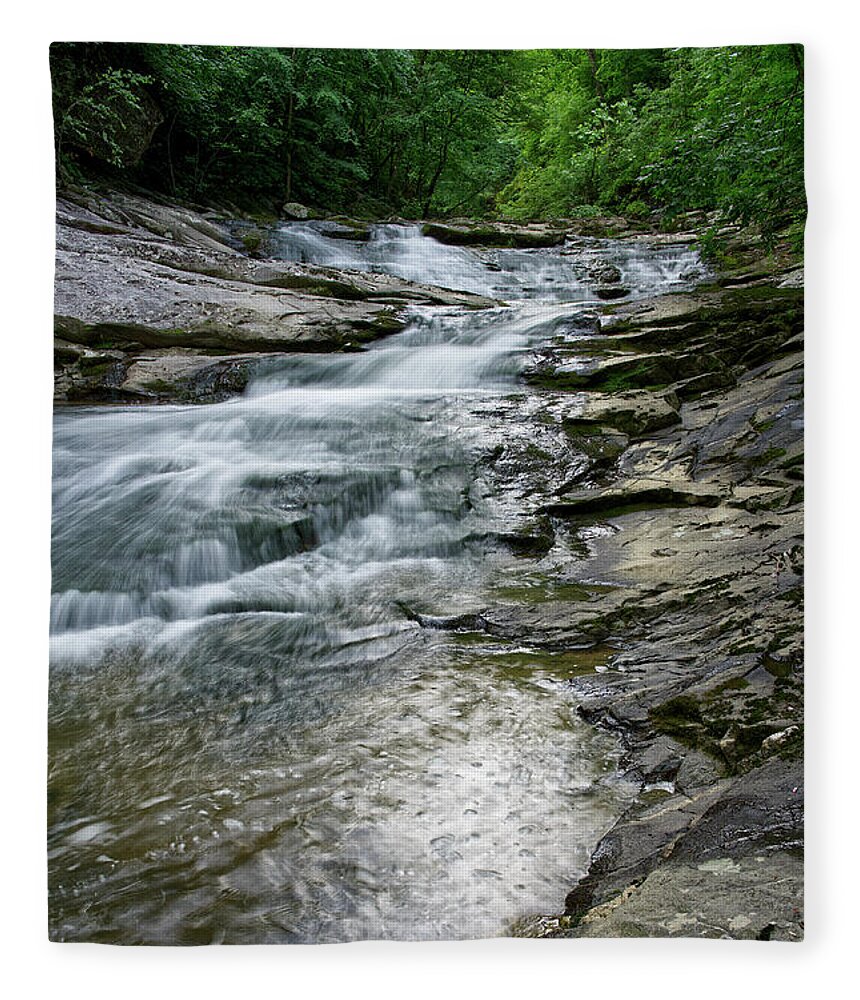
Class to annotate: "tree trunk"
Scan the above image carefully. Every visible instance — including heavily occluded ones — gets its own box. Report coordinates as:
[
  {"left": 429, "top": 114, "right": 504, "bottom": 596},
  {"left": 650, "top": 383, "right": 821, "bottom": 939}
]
[
  {"left": 422, "top": 137, "right": 450, "bottom": 217},
  {"left": 587, "top": 49, "right": 605, "bottom": 100}
]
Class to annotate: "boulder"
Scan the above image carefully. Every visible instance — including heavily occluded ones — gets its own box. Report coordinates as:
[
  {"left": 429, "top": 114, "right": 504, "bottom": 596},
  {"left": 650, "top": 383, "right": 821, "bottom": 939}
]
[
  {"left": 421, "top": 222, "right": 566, "bottom": 248},
  {"left": 778, "top": 268, "right": 804, "bottom": 289},
  {"left": 66, "top": 82, "right": 163, "bottom": 168},
  {"left": 119, "top": 352, "right": 268, "bottom": 403},
  {"left": 282, "top": 202, "right": 311, "bottom": 220},
  {"left": 545, "top": 479, "right": 722, "bottom": 518}
]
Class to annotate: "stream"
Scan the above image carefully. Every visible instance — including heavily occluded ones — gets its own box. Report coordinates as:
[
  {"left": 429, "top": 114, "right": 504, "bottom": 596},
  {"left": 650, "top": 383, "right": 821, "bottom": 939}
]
[{"left": 49, "top": 224, "right": 702, "bottom": 943}]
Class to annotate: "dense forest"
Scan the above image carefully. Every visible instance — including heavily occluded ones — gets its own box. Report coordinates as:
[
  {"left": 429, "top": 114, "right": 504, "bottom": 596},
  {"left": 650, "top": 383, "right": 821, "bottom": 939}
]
[{"left": 50, "top": 43, "right": 804, "bottom": 237}]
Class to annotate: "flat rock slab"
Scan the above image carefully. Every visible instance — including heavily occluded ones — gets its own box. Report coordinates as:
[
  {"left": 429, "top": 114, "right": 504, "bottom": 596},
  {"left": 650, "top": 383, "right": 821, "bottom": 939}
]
[
  {"left": 120, "top": 352, "right": 277, "bottom": 402},
  {"left": 564, "top": 390, "right": 681, "bottom": 436},
  {"left": 546, "top": 479, "right": 723, "bottom": 518},
  {"left": 54, "top": 235, "right": 404, "bottom": 352},
  {"left": 572, "top": 852, "right": 802, "bottom": 939},
  {"left": 564, "top": 758, "right": 803, "bottom": 936}
]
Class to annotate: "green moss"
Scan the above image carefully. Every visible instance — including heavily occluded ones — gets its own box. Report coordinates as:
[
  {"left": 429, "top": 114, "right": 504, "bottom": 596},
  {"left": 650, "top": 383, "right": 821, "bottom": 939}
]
[
  {"left": 139, "top": 378, "right": 176, "bottom": 393},
  {"left": 748, "top": 446, "right": 787, "bottom": 468},
  {"left": 240, "top": 230, "right": 262, "bottom": 253},
  {"left": 260, "top": 274, "right": 367, "bottom": 300},
  {"left": 651, "top": 694, "right": 702, "bottom": 726},
  {"left": 596, "top": 366, "right": 671, "bottom": 394},
  {"left": 531, "top": 357, "right": 673, "bottom": 395},
  {"left": 649, "top": 690, "right": 736, "bottom": 761},
  {"left": 349, "top": 310, "right": 405, "bottom": 342},
  {"left": 77, "top": 360, "right": 116, "bottom": 377},
  {"left": 563, "top": 422, "right": 604, "bottom": 437},
  {"left": 706, "top": 676, "right": 751, "bottom": 696},
  {"left": 762, "top": 654, "right": 795, "bottom": 679},
  {"left": 753, "top": 417, "right": 776, "bottom": 432}
]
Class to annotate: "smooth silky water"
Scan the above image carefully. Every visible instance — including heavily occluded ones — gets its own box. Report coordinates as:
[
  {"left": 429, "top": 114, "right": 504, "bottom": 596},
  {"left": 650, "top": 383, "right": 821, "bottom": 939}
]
[{"left": 49, "top": 226, "right": 702, "bottom": 943}]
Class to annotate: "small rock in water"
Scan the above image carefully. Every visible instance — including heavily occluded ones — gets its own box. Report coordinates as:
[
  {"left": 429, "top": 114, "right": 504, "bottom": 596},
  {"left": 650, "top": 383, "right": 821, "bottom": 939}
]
[
  {"left": 595, "top": 285, "right": 630, "bottom": 300},
  {"left": 590, "top": 263, "right": 622, "bottom": 284}
]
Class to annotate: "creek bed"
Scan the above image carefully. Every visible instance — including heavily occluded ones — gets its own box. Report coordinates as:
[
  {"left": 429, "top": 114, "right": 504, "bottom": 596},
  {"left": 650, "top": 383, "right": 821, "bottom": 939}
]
[{"left": 49, "top": 225, "right": 702, "bottom": 942}]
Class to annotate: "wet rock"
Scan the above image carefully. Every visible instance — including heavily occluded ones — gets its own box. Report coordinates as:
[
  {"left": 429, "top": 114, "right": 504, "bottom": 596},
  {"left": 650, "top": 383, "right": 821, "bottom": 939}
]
[
  {"left": 529, "top": 350, "right": 713, "bottom": 394},
  {"left": 404, "top": 609, "right": 486, "bottom": 631},
  {"left": 563, "top": 758, "right": 803, "bottom": 936},
  {"left": 493, "top": 254, "right": 804, "bottom": 938},
  {"left": 674, "top": 749, "right": 723, "bottom": 794},
  {"left": 546, "top": 480, "right": 722, "bottom": 518},
  {"left": 778, "top": 268, "right": 804, "bottom": 289},
  {"left": 565, "top": 391, "right": 680, "bottom": 437},
  {"left": 119, "top": 352, "right": 267, "bottom": 403},
  {"left": 198, "top": 506, "right": 317, "bottom": 572},
  {"left": 672, "top": 759, "right": 803, "bottom": 862},
  {"left": 589, "top": 263, "right": 622, "bottom": 284},
  {"left": 324, "top": 218, "right": 373, "bottom": 241},
  {"left": 595, "top": 285, "right": 630, "bottom": 300},
  {"left": 564, "top": 781, "right": 733, "bottom": 919},
  {"left": 571, "top": 852, "right": 802, "bottom": 939}
]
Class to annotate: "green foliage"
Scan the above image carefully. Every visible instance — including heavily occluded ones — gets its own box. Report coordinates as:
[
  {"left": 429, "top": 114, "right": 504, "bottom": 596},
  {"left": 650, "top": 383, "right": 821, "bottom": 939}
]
[
  {"left": 497, "top": 46, "right": 804, "bottom": 236},
  {"left": 639, "top": 47, "right": 805, "bottom": 238},
  {"left": 51, "top": 44, "right": 157, "bottom": 177},
  {"left": 622, "top": 199, "right": 650, "bottom": 219},
  {"left": 50, "top": 43, "right": 805, "bottom": 236},
  {"left": 569, "top": 204, "right": 602, "bottom": 218}
]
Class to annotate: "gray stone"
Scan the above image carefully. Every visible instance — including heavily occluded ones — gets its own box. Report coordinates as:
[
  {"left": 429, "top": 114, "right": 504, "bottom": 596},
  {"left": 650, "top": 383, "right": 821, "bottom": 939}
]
[
  {"left": 572, "top": 853, "right": 802, "bottom": 939},
  {"left": 282, "top": 201, "right": 311, "bottom": 220}
]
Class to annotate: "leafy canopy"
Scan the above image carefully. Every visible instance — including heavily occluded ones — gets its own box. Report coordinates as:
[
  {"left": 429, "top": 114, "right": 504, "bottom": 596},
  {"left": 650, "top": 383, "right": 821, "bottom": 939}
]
[{"left": 50, "top": 43, "right": 804, "bottom": 234}]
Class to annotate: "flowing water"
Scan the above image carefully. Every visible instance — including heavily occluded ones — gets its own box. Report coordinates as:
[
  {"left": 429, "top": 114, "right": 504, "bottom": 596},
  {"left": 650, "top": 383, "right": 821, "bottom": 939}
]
[{"left": 49, "top": 225, "right": 702, "bottom": 943}]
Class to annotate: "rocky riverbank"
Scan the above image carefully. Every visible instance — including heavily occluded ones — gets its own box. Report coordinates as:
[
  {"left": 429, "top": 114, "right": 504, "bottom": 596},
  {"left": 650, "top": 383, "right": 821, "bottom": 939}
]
[
  {"left": 52, "top": 188, "right": 804, "bottom": 940},
  {"left": 460, "top": 238, "right": 804, "bottom": 940},
  {"left": 53, "top": 188, "right": 497, "bottom": 404}
]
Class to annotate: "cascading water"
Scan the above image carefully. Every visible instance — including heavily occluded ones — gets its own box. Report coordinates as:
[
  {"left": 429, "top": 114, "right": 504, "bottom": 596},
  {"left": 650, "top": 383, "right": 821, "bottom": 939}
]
[{"left": 49, "top": 225, "right": 703, "bottom": 943}]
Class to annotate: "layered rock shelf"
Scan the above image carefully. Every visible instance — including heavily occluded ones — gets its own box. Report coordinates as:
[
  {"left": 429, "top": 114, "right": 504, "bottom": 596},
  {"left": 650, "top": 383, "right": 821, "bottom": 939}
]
[{"left": 54, "top": 189, "right": 496, "bottom": 403}]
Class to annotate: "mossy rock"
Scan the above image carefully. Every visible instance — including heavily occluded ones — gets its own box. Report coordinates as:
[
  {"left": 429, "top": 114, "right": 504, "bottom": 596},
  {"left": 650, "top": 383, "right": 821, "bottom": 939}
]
[
  {"left": 256, "top": 273, "right": 367, "bottom": 300},
  {"left": 240, "top": 230, "right": 263, "bottom": 254},
  {"left": 421, "top": 223, "right": 565, "bottom": 248}
]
